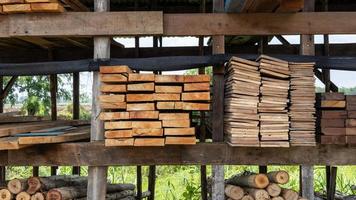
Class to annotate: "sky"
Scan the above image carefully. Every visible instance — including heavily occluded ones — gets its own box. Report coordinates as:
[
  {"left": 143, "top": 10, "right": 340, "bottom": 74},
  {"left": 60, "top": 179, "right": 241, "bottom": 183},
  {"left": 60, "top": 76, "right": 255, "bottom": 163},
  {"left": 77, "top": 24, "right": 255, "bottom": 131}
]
[{"left": 80, "top": 35, "right": 356, "bottom": 97}]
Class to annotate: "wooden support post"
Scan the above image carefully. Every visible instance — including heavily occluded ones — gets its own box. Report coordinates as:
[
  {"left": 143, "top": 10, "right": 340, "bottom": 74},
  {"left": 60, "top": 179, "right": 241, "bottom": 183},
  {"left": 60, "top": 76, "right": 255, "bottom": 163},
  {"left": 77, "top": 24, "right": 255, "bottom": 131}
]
[
  {"left": 87, "top": 0, "right": 110, "bottom": 199},
  {"left": 33, "top": 167, "right": 39, "bottom": 177},
  {"left": 136, "top": 166, "right": 142, "bottom": 200},
  {"left": 299, "top": 1, "right": 315, "bottom": 199},
  {"left": 50, "top": 73, "right": 58, "bottom": 176},
  {"left": 326, "top": 166, "right": 337, "bottom": 200},
  {"left": 72, "top": 72, "right": 80, "bottom": 175},
  {"left": 147, "top": 166, "right": 156, "bottom": 200},
  {"left": 0, "top": 76, "right": 3, "bottom": 113},
  {"left": 0, "top": 77, "right": 5, "bottom": 187}
]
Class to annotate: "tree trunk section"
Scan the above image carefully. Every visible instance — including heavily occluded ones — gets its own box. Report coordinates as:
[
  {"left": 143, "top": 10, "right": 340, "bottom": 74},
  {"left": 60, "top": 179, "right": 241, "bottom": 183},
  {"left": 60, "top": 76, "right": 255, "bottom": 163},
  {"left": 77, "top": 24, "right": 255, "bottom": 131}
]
[
  {"left": 271, "top": 196, "right": 284, "bottom": 200},
  {"left": 227, "top": 174, "right": 269, "bottom": 189},
  {"left": 281, "top": 189, "right": 299, "bottom": 200},
  {"left": 244, "top": 188, "right": 270, "bottom": 200},
  {"left": 30, "top": 192, "right": 45, "bottom": 200},
  {"left": 27, "top": 176, "right": 87, "bottom": 194},
  {"left": 8, "top": 179, "right": 28, "bottom": 194},
  {"left": 225, "top": 184, "right": 244, "bottom": 200},
  {"left": 266, "top": 183, "right": 281, "bottom": 197},
  {"left": 0, "top": 189, "right": 12, "bottom": 200},
  {"left": 16, "top": 192, "right": 31, "bottom": 200},
  {"left": 267, "top": 171, "right": 289, "bottom": 185},
  {"left": 241, "top": 194, "right": 255, "bottom": 200}
]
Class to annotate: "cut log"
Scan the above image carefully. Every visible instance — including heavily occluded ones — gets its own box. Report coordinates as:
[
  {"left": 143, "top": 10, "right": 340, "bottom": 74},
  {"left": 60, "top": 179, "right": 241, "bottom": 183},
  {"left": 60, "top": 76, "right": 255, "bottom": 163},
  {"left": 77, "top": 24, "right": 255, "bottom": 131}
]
[
  {"left": 26, "top": 176, "right": 87, "bottom": 195},
  {"left": 105, "top": 190, "right": 134, "bottom": 199},
  {"left": 7, "top": 178, "right": 28, "bottom": 194},
  {"left": 271, "top": 197, "right": 284, "bottom": 200},
  {"left": 267, "top": 171, "right": 289, "bottom": 184},
  {"left": 16, "top": 192, "right": 31, "bottom": 200},
  {"left": 281, "top": 189, "right": 298, "bottom": 200},
  {"left": 244, "top": 188, "right": 270, "bottom": 200},
  {"left": 241, "top": 194, "right": 254, "bottom": 200},
  {"left": 225, "top": 184, "right": 244, "bottom": 200},
  {"left": 266, "top": 183, "right": 281, "bottom": 197},
  {"left": 30, "top": 192, "right": 45, "bottom": 200},
  {"left": 0, "top": 189, "right": 12, "bottom": 200},
  {"left": 226, "top": 173, "right": 269, "bottom": 189}
]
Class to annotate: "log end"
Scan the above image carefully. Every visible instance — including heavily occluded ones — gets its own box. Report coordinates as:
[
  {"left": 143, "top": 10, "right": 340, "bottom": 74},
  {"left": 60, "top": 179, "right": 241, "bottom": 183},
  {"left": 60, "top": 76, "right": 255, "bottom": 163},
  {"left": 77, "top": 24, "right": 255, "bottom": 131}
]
[
  {"left": 0, "top": 189, "right": 12, "bottom": 200},
  {"left": 241, "top": 194, "right": 254, "bottom": 200},
  {"left": 255, "top": 174, "right": 270, "bottom": 189},
  {"left": 46, "top": 190, "right": 62, "bottom": 200},
  {"left": 7, "top": 179, "right": 23, "bottom": 194},
  {"left": 30, "top": 192, "right": 45, "bottom": 200},
  {"left": 26, "top": 177, "right": 41, "bottom": 195},
  {"left": 266, "top": 183, "right": 282, "bottom": 197},
  {"left": 275, "top": 171, "right": 289, "bottom": 185},
  {"left": 16, "top": 192, "right": 31, "bottom": 200},
  {"left": 225, "top": 184, "right": 244, "bottom": 200}
]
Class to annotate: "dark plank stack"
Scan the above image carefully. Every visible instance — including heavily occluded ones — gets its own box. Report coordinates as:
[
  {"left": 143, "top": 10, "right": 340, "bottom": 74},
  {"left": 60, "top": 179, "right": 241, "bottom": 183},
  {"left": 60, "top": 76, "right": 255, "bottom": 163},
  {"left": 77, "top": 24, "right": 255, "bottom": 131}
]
[
  {"left": 289, "top": 62, "right": 316, "bottom": 146},
  {"left": 320, "top": 93, "right": 356, "bottom": 144},
  {"left": 257, "top": 55, "right": 290, "bottom": 147},
  {"left": 224, "top": 57, "right": 261, "bottom": 147},
  {"left": 99, "top": 65, "right": 211, "bottom": 146}
]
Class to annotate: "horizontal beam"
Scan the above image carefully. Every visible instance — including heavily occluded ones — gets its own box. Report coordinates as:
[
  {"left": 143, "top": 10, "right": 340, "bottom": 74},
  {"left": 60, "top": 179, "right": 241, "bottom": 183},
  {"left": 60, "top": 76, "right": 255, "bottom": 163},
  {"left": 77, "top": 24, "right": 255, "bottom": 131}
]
[
  {"left": 2, "top": 142, "right": 356, "bottom": 166},
  {"left": 0, "top": 12, "right": 356, "bottom": 37}
]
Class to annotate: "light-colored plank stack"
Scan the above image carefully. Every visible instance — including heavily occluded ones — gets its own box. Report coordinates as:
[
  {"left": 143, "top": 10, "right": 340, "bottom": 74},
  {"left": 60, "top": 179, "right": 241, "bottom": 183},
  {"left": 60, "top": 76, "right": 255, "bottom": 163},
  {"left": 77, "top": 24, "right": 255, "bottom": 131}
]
[
  {"left": 257, "top": 55, "right": 290, "bottom": 147},
  {"left": 224, "top": 57, "right": 261, "bottom": 147},
  {"left": 289, "top": 62, "right": 316, "bottom": 146},
  {"left": 99, "top": 65, "right": 211, "bottom": 146},
  {"left": 0, "top": 176, "right": 145, "bottom": 200},
  {"left": 0, "top": 0, "right": 64, "bottom": 14}
]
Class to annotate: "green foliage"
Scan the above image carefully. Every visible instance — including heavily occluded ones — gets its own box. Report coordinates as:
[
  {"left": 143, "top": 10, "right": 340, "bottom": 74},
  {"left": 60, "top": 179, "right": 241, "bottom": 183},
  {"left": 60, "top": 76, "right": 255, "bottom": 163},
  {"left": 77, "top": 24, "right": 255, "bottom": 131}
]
[
  {"left": 185, "top": 67, "right": 212, "bottom": 76},
  {"left": 58, "top": 103, "right": 91, "bottom": 120}
]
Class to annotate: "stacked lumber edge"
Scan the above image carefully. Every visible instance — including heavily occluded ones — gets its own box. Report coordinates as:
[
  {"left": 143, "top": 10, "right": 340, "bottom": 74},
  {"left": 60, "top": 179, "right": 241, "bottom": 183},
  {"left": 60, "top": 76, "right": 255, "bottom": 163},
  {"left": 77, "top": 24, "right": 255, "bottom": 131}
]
[
  {"left": 99, "top": 65, "right": 211, "bottom": 146},
  {"left": 0, "top": 175, "right": 148, "bottom": 200},
  {"left": 224, "top": 55, "right": 316, "bottom": 147},
  {"left": 0, "top": 0, "right": 64, "bottom": 14},
  {"left": 214, "top": 170, "right": 305, "bottom": 200},
  {"left": 319, "top": 93, "right": 356, "bottom": 144}
]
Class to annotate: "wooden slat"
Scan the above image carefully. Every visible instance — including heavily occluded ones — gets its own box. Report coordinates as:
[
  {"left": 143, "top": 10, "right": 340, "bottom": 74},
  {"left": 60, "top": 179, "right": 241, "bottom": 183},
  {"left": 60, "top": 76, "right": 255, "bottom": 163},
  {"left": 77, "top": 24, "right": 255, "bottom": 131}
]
[
  {"left": 100, "top": 65, "right": 131, "bottom": 74},
  {"left": 0, "top": 0, "right": 23, "bottom": 4},
  {"left": 2, "top": 4, "right": 31, "bottom": 14},
  {"left": 30, "top": 2, "right": 65, "bottom": 13}
]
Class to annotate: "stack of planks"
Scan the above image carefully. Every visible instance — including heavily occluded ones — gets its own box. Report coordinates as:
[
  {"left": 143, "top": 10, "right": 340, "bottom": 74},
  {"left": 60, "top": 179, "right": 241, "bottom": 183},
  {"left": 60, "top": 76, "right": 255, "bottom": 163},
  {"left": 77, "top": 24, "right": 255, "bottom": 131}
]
[
  {"left": 99, "top": 65, "right": 211, "bottom": 146},
  {"left": 289, "top": 62, "right": 316, "bottom": 146},
  {"left": 224, "top": 57, "right": 261, "bottom": 147},
  {"left": 0, "top": 120, "right": 89, "bottom": 150},
  {"left": 0, "top": 175, "right": 145, "bottom": 200},
  {"left": 319, "top": 93, "right": 356, "bottom": 144},
  {"left": 218, "top": 170, "right": 305, "bottom": 200},
  {"left": 257, "top": 55, "right": 290, "bottom": 147},
  {"left": 0, "top": 0, "right": 64, "bottom": 14}
]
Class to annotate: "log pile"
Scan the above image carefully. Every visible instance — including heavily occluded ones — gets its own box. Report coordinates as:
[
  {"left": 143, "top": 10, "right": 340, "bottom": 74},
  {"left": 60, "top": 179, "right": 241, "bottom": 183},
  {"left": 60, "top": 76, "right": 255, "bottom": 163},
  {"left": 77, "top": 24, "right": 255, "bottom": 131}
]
[
  {"left": 224, "top": 55, "right": 316, "bottom": 147},
  {"left": 0, "top": 0, "right": 65, "bottom": 14},
  {"left": 319, "top": 93, "right": 356, "bottom": 144},
  {"left": 99, "top": 65, "right": 211, "bottom": 146},
  {"left": 1, "top": 176, "right": 144, "bottom": 200},
  {"left": 223, "top": 170, "right": 305, "bottom": 200}
]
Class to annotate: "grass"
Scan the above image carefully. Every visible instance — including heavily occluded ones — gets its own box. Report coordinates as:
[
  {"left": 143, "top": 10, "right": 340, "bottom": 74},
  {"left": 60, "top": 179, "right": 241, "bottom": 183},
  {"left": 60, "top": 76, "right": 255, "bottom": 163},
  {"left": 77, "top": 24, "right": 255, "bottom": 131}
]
[{"left": 6, "top": 165, "right": 356, "bottom": 199}]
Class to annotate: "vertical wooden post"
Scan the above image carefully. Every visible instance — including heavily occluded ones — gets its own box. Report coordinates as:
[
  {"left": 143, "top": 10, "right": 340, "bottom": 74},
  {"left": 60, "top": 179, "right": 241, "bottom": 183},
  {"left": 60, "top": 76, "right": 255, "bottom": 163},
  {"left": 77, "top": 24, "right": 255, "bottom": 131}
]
[
  {"left": 0, "top": 76, "right": 5, "bottom": 186},
  {"left": 50, "top": 74, "right": 58, "bottom": 176},
  {"left": 147, "top": 166, "right": 156, "bottom": 200},
  {"left": 136, "top": 166, "right": 142, "bottom": 200},
  {"left": 299, "top": 1, "right": 315, "bottom": 199},
  {"left": 33, "top": 167, "right": 39, "bottom": 177},
  {"left": 72, "top": 72, "right": 81, "bottom": 175},
  {"left": 87, "top": 0, "right": 110, "bottom": 199}
]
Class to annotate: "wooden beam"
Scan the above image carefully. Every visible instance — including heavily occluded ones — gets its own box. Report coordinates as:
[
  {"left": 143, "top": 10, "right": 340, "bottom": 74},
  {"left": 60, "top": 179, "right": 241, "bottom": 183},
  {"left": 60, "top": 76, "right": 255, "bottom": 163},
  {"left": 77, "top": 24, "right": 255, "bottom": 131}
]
[
  {"left": 314, "top": 69, "right": 338, "bottom": 92},
  {"left": 0, "top": 76, "right": 17, "bottom": 101},
  {"left": 61, "top": 0, "right": 89, "bottom": 11},
  {"left": 3, "top": 142, "right": 356, "bottom": 166},
  {"left": 17, "top": 37, "right": 60, "bottom": 49},
  {"left": 61, "top": 37, "right": 90, "bottom": 49},
  {"left": 0, "top": 12, "right": 356, "bottom": 37},
  {"left": 50, "top": 74, "right": 57, "bottom": 121}
]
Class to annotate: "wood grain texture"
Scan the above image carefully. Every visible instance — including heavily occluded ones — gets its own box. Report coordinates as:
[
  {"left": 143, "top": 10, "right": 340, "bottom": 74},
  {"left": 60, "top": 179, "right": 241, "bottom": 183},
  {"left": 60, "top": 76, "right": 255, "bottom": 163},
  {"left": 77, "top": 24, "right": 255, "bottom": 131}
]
[
  {"left": 30, "top": 3, "right": 65, "bottom": 13},
  {"left": 128, "top": 73, "right": 155, "bottom": 82},
  {"left": 3, "top": 4, "right": 31, "bottom": 14},
  {"left": 100, "top": 65, "right": 131, "bottom": 74},
  {"left": 165, "top": 136, "right": 196, "bottom": 145}
]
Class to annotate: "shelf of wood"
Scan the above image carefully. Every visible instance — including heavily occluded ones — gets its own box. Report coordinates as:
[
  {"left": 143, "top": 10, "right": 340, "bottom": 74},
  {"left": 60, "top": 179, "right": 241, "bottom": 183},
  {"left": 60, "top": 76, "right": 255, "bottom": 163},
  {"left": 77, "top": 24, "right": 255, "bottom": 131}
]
[{"left": 1, "top": 142, "right": 356, "bottom": 166}]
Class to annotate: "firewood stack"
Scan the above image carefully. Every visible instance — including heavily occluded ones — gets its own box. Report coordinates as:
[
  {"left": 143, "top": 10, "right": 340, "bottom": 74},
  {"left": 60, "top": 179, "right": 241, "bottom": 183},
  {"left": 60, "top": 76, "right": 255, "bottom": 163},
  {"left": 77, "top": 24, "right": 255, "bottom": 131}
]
[
  {"left": 319, "top": 93, "right": 356, "bottom": 144},
  {"left": 257, "top": 55, "right": 290, "bottom": 147},
  {"left": 0, "top": 0, "right": 65, "bottom": 14},
  {"left": 224, "top": 57, "right": 261, "bottom": 147},
  {"left": 289, "top": 62, "right": 316, "bottom": 146},
  {"left": 223, "top": 171, "right": 305, "bottom": 200},
  {"left": 0, "top": 176, "right": 144, "bottom": 200},
  {"left": 99, "top": 65, "right": 211, "bottom": 146}
]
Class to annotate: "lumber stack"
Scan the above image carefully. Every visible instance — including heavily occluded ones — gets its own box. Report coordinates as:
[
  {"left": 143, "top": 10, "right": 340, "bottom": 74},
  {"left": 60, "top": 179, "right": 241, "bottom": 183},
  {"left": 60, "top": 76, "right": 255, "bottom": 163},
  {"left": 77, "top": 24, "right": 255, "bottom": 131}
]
[
  {"left": 257, "top": 55, "right": 290, "bottom": 147},
  {"left": 224, "top": 57, "right": 261, "bottom": 147},
  {"left": 1, "top": 175, "right": 144, "bottom": 200},
  {"left": 0, "top": 0, "right": 65, "bottom": 14},
  {"left": 319, "top": 93, "right": 356, "bottom": 144},
  {"left": 289, "top": 62, "right": 316, "bottom": 146},
  {"left": 99, "top": 65, "right": 211, "bottom": 146}
]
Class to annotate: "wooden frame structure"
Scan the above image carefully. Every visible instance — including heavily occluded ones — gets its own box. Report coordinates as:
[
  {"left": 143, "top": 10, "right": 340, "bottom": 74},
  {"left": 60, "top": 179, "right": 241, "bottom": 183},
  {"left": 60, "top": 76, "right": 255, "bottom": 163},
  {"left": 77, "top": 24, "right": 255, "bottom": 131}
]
[{"left": 1, "top": 0, "right": 356, "bottom": 199}]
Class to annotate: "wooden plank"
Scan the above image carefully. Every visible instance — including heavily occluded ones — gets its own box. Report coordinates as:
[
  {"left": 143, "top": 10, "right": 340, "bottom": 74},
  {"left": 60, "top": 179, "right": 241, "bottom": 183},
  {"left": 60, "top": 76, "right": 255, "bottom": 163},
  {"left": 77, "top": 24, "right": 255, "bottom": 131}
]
[
  {"left": 321, "top": 119, "right": 345, "bottom": 128},
  {"left": 183, "top": 75, "right": 210, "bottom": 83},
  {"left": 128, "top": 73, "right": 155, "bottom": 82},
  {"left": 156, "top": 102, "right": 183, "bottom": 110},
  {"left": 346, "top": 128, "right": 356, "bottom": 136},
  {"left": 165, "top": 136, "right": 196, "bottom": 145},
  {"left": 100, "top": 74, "right": 127, "bottom": 83},
  {"left": 322, "top": 93, "right": 345, "bottom": 100},
  {"left": 127, "top": 83, "right": 154, "bottom": 91},
  {"left": 105, "top": 138, "right": 134, "bottom": 146},
  {"left": 100, "top": 84, "right": 126, "bottom": 93},
  {"left": 159, "top": 113, "right": 189, "bottom": 120},
  {"left": 0, "top": 137, "right": 30, "bottom": 150},
  {"left": 129, "top": 111, "right": 159, "bottom": 119},
  {"left": 348, "top": 111, "right": 356, "bottom": 118},
  {"left": 6, "top": 142, "right": 356, "bottom": 166},
  {"left": 30, "top": 3, "right": 65, "bottom": 13},
  {"left": 321, "top": 100, "right": 346, "bottom": 108},
  {"left": 346, "top": 119, "right": 356, "bottom": 127},
  {"left": 154, "top": 93, "right": 180, "bottom": 101},
  {"left": 25, "top": 0, "right": 55, "bottom": 3},
  {"left": 162, "top": 120, "right": 190, "bottom": 128},
  {"left": 3, "top": 4, "right": 31, "bottom": 14},
  {"left": 100, "top": 102, "right": 126, "bottom": 110},
  {"left": 346, "top": 136, "right": 356, "bottom": 144},
  {"left": 182, "top": 92, "right": 210, "bottom": 101},
  {"left": 322, "top": 111, "right": 347, "bottom": 119},
  {"left": 320, "top": 135, "right": 346, "bottom": 145},
  {"left": 321, "top": 128, "right": 346, "bottom": 136},
  {"left": 132, "top": 128, "right": 163, "bottom": 137},
  {"left": 100, "top": 65, "right": 131, "bottom": 74},
  {"left": 132, "top": 121, "right": 161, "bottom": 129},
  {"left": 154, "top": 75, "right": 184, "bottom": 83},
  {"left": 105, "top": 130, "right": 133, "bottom": 138},
  {"left": 104, "top": 121, "right": 132, "bottom": 130},
  {"left": 99, "top": 112, "right": 130, "bottom": 120},
  {"left": 183, "top": 102, "right": 210, "bottom": 110},
  {"left": 164, "top": 128, "right": 195, "bottom": 136},
  {"left": 155, "top": 86, "right": 182, "bottom": 93},
  {"left": 134, "top": 138, "right": 165, "bottom": 146},
  {"left": 0, "top": 0, "right": 23, "bottom": 4},
  {"left": 127, "top": 103, "right": 155, "bottom": 111},
  {"left": 99, "top": 95, "right": 125, "bottom": 102},
  {"left": 127, "top": 94, "right": 154, "bottom": 102},
  {"left": 184, "top": 83, "right": 210, "bottom": 91}
]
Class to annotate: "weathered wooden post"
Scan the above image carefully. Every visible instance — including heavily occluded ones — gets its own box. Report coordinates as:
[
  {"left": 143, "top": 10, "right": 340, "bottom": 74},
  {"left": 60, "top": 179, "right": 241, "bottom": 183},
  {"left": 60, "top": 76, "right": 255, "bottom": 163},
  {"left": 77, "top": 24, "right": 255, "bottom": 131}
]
[{"left": 87, "top": 0, "right": 110, "bottom": 199}]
